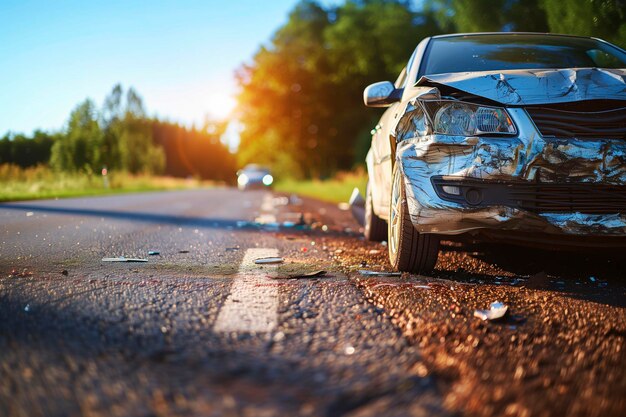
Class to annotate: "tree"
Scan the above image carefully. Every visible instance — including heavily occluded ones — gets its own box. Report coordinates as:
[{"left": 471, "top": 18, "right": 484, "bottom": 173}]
[
  {"left": 236, "top": 0, "right": 442, "bottom": 179},
  {"left": 426, "top": 0, "right": 549, "bottom": 32},
  {"left": 541, "top": 0, "right": 626, "bottom": 47},
  {"left": 101, "top": 84, "right": 124, "bottom": 169},
  {"left": 50, "top": 99, "right": 103, "bottom": 172}
]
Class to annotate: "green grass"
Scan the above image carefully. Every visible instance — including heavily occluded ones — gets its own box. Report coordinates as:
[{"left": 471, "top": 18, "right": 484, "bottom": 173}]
[
  {"left": 0, "top": 164, "right": 212, "bottom": 202},
  {"left": 274, "top": 170, "right": 368, "bottom": 204}
]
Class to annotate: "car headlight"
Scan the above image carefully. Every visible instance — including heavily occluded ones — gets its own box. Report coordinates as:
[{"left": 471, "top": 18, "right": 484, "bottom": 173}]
[
  {"left": 425, "top": 101, "right": 516, "bottom": 136},
  {"left": 238, "top": 174, "right": 249, "bottom": 186},
  {"left": 262, "top": 174, "right": 273, "bottom": 186}
]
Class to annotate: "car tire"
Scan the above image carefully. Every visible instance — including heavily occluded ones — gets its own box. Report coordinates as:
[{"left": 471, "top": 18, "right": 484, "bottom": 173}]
[
  {"left": 364, "top": 182, "right": 387, "bottom": 241},
  {"left": 388, "top": 164, "right": 439, "bottom": 273}
]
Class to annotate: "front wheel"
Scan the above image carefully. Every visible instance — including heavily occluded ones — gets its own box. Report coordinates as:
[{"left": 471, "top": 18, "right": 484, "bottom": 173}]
[{"left": 388, "top": 164, "right": 439, "bottom": 273}]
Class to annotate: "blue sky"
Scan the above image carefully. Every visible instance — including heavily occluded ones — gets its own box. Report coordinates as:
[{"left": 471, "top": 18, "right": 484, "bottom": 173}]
[{"left": 0, "top": 0, "right": 329, "bottom": 135}]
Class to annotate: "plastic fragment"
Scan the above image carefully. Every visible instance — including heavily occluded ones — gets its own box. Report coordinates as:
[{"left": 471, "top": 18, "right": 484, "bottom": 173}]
[
  {"left": 178, "top": 250, "right": 190, "bottom": 253},
  {"left": 474, "top": 301, "right": 508, "bottom": 321},
  {"left": 358, "top": 270, "right": 402, "bottom": 277},
  {"left": 101, "top": 257, "right": 148, "bottom": 262},
  {"left": 254, "top": 257, "right": 284, "bottom": 264},
  {"left": 270, "top": 270, "right": 327, "bottom": 280},
  {"left": 148, "top": 251, "right": 160, "bottom": 256}
]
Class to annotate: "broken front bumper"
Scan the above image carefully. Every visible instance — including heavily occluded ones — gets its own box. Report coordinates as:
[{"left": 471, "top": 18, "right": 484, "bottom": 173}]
[{"left": 397, "top": 108, "right": 626, "bottom": 240}]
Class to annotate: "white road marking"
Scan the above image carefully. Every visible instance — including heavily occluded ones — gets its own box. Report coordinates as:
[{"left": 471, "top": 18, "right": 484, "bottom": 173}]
[{"left": 213, "top": 248, "right": 280, "bottom": 333}]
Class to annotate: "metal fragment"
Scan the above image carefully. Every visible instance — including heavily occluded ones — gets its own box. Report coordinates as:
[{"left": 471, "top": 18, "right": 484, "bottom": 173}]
[
  {"left": 101, "top": 257, "right": 148, "bottom": 262},
  {"left": 358, "top": 270, "right": 402, "bottom": 277},
  {"left": 254, "top": 257, "right": 284, "bottom": 264}
]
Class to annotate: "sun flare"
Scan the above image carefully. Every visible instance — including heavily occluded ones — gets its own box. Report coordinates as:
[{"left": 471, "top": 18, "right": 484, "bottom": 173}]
[{"left": 204, "top": 90, "right": 237, "bottom": 120}]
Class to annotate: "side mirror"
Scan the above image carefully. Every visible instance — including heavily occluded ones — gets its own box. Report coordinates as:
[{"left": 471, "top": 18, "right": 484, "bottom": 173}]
[{"left": 363, "top": 81, "right": 402, "bottom": 107}]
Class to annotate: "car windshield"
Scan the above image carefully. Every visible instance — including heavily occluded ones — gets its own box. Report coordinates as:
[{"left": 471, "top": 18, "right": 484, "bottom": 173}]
[{"left": 421, "top": 34, "right": 626, "bottom": 76}]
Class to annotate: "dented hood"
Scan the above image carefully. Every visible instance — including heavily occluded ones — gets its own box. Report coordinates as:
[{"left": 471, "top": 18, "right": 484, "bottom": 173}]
[{"left": 416, "top": 68, "right": 626, "bottom": 106}]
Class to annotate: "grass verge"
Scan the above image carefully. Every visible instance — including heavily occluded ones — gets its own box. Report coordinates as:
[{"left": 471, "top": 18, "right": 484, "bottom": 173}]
[
  {"left": 0, "top": 164, "right": 212, "bottom": 202},
  {"left": 274, "top": 170, "right": 367, "bottom": 204}
]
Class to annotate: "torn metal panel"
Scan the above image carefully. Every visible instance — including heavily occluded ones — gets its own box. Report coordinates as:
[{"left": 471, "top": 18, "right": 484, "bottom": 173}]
[
  {"left": 417, "top": 68, "right": 626, "bottom": 106},
  {"left": 396, "top": 104, "right": 626, "bottom": 237}
]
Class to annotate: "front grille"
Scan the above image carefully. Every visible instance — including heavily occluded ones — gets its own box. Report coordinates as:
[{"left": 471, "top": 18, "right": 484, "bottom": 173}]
[
  {"left": 512, "top": 183, "right": 626, "bottom": 213},
  {"left": 432, "top": 176, "right": 626, "bottom": 214},
  {"left": 526, "top": 106, "right": 626, "bottom": 139}
]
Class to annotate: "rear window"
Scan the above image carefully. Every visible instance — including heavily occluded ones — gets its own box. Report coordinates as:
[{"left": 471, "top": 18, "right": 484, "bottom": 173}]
[{"left": 421, "top": 35, "right": 626, "bottom": 76}]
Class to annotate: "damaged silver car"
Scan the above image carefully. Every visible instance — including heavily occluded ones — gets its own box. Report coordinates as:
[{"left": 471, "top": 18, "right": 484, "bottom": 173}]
[{"left": 355, "top": 33, "right": 626, "bottom": 273}]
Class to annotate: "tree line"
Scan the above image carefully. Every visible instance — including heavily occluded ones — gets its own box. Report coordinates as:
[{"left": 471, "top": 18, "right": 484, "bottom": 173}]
[
  {"left": 1, "top": 84, "right": 236, "bottom": 181},
  {"left": 236, "top": 0, "right": 626, "bottom": 179}
]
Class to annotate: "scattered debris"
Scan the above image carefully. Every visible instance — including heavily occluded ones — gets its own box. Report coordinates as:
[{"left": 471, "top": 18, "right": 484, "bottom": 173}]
[
  {"left": 381, "top": 241, "right": 388, "bottom": 247},
  {"left": 254, "top": 257, "right": 284, "bottom": 265},
  {"left": 474, "top": 301, "right": 509, "bottom": 321},
  {"left": 178, "top": 250, "right": 190, "bottom": 254},
  {"left": 269, "top": 270, "right": 327, "bottom": 280},
  {"left": 589, "top": 276, "right": 597, "bottom": 282},
  {"left": 273, "top": 196, "right": 289, "bottom": 206},
  {"left": 334, "top": 249, "right": 344, "bottom": 254},
  {"left": 368, "top": 249, "right": 381, "bottom": 255},
  {"left": 344, "top": 346, "right": 356, "bottom": 355},
  {"left": 358, "top": 270, "right": 402, "bottom": 277},
  {"left": 148, "top": 251, "right": 160, "bottom": 256},
  {"left": 9, "top": 269, "right": 33, "bottom": 278},
  {"left": 360, "top": 260, "right": 367, "bottom": 267},
  {"left": 24, "top": 304, "right": 30, "bottom": 312},
  {"left": 289, "top": 194, "right": 303, "bottom": 205},
  {"left": 26, "top": 212, "right": 34, "bottom": 217},
  {"left": 225, "top": 247, "right": 240, "bottom": 251},
  {"left": 61, "top": 270, "right": 69, "bottom": 276},
  {"left": 101, "top": 257, "right": 148, "bottom": 263}
]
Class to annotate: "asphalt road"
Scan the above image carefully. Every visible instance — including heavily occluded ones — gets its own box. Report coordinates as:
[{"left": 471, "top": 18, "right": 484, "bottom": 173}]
[{"left": 1, "top": 188, "right": 624, "bottom": 417}]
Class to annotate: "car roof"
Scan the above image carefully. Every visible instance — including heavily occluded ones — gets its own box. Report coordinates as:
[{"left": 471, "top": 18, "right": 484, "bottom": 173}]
[
  {"left": 243, "top": 164, "right": 269, "bottom": 171},
  {"left": 430, "top": 32, "right": 600, "bottom": 42}
]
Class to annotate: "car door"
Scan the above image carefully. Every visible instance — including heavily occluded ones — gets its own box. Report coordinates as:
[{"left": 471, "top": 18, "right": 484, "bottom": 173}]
[{"left": 370, "top": 67, "right": 408, "bottom": 219}]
